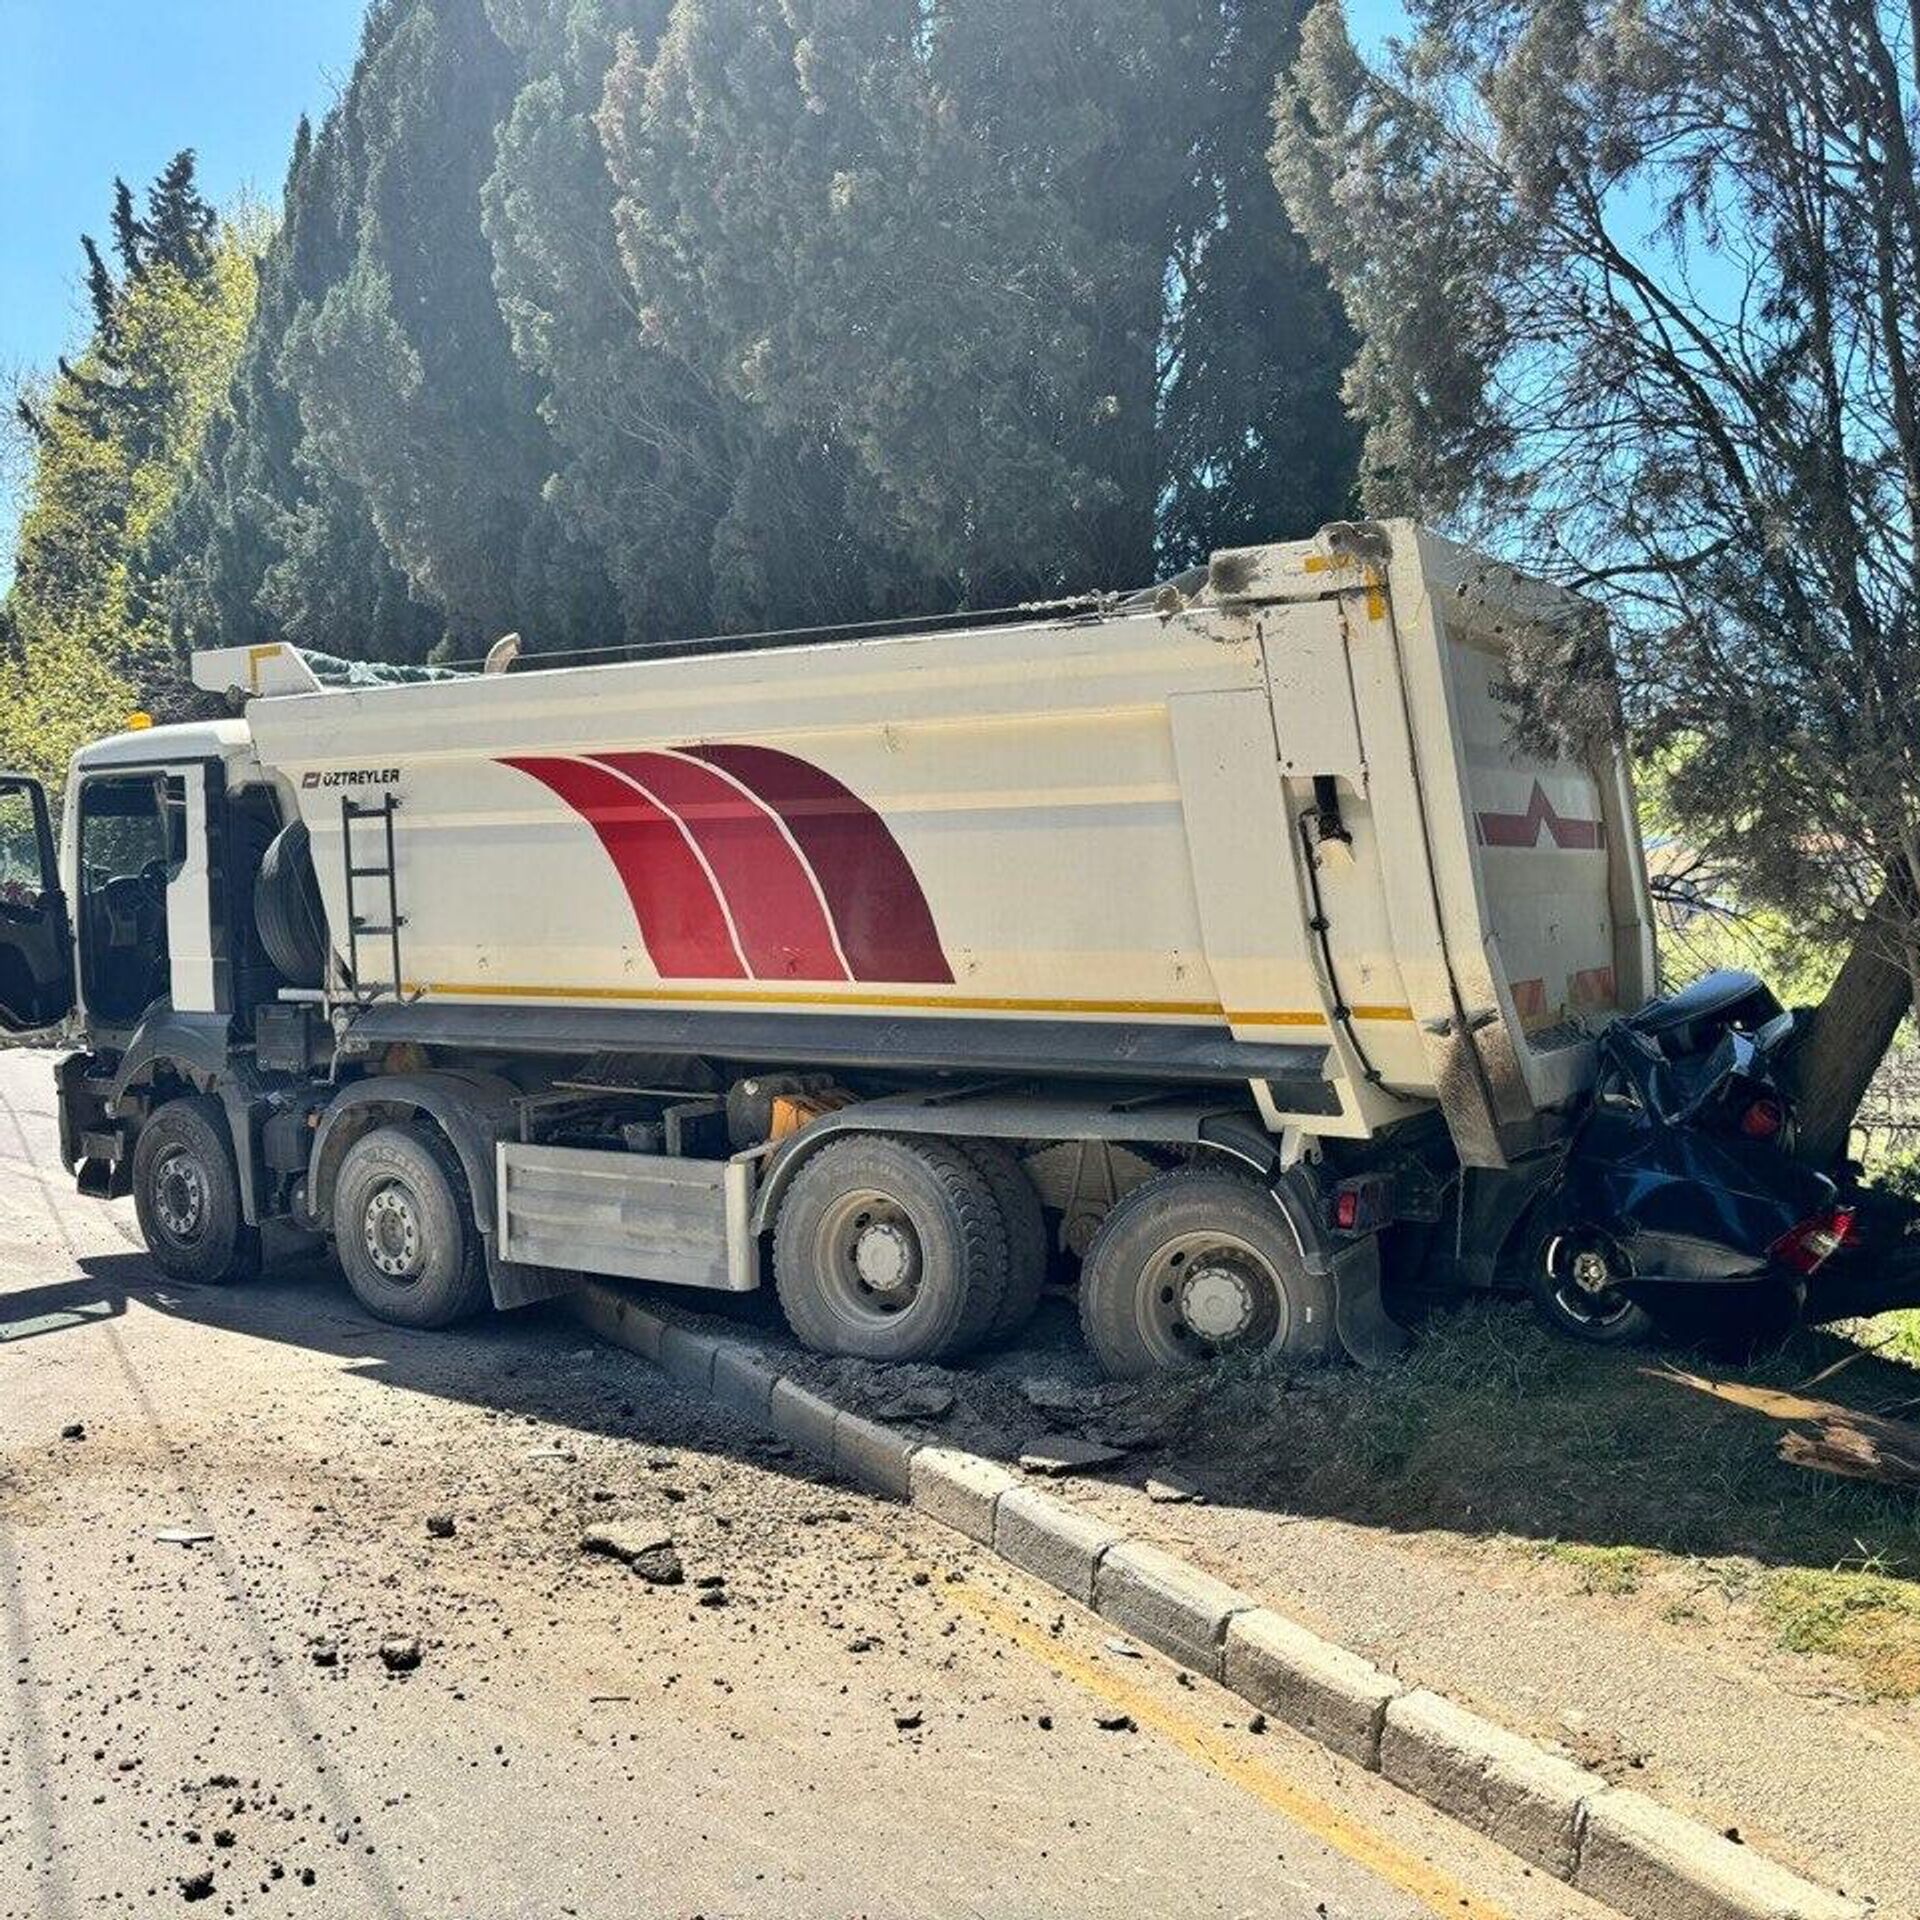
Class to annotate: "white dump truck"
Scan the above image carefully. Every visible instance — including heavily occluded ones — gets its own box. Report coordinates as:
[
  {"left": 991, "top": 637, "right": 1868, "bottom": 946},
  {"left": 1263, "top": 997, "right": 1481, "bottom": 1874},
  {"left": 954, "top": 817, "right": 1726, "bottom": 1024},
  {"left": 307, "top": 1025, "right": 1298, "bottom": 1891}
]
[{"left": 0, "top": 519, "right": 1653, "bottom": 1373}]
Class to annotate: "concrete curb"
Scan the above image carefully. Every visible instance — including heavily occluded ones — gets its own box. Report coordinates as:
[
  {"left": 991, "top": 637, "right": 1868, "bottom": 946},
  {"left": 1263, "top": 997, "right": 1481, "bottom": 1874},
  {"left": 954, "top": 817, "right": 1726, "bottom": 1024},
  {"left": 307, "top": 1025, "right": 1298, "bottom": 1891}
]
[{"left": 571, "top": 1282, "right": 1870, "bottom": 1920}]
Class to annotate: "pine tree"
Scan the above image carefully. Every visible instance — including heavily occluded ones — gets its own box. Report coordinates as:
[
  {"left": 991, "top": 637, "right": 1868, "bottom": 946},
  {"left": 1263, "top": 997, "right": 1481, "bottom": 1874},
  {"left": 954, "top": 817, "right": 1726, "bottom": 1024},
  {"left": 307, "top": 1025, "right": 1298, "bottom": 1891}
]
[
  {"left": 1, "top": 169, "right": 258, "bottom": 777},
  {"left": 484, "top": 0, "right": 739, "bottom": 645},
  {"left": 1158, "top": 1, "right": 1358, "bottom": 568},
  {"left": 277, "top": 0, "right": 603, "bottom": 656}
]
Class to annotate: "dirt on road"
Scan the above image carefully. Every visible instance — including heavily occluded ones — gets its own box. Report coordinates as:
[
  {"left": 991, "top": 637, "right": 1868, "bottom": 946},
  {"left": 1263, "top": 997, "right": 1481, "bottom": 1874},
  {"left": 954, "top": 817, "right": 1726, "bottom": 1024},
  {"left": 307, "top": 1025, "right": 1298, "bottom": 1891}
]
[
  {"left": 0, "top": 1052, "right": 1609, "bottom": 1920},
  {"left": 773, "top": 1299, "right": 1920, "bottom": 1917}
]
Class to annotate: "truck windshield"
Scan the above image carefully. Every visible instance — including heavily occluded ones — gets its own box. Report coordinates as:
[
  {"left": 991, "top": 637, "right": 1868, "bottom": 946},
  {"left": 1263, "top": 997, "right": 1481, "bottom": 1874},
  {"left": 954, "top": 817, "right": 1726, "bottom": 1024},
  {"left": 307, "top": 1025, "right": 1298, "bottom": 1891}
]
[{"left": 78, "top": 774, "right": 180, "bottom": 1024}]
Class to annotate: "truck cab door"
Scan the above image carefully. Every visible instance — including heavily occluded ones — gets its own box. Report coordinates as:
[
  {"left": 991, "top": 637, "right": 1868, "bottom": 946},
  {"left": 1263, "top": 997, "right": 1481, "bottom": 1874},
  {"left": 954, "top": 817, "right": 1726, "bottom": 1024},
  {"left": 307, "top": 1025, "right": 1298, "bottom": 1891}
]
[
  {"left": 71, "top": 761, "right": 229, "bottom": 1031},
  {"left": 0, "top": 773, "right": 75, "bottom": 1042}
]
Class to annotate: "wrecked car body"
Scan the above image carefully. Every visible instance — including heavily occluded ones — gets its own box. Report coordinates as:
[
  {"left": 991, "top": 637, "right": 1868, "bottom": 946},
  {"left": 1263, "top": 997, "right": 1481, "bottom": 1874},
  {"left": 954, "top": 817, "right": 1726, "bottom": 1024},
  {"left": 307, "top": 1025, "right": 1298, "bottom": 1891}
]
[{"left": 1511, "top": 973, "right": 1861, "bottom": 1342}]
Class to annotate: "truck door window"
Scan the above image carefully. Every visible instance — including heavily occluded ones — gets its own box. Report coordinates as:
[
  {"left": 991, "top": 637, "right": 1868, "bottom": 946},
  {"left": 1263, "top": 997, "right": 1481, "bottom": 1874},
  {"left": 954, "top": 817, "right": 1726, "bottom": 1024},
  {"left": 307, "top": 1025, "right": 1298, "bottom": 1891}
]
[
  {"left": 0, "top": 786, "right": 46, "bottom": 903},
  {"left": 78, "top": 774, "right": 173, "bottom": 1024}
]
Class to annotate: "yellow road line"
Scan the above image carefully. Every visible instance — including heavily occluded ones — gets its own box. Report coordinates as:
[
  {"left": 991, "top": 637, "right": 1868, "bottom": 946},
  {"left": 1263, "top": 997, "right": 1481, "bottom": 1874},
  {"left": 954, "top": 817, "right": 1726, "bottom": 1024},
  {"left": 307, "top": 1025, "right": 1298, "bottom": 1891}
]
[
  {"left": 408, "top": 979, "right": 1417, "bottom": 1027},
  {"left": 949, "top": 1583, "right": 1516, "bottom": 1920}
]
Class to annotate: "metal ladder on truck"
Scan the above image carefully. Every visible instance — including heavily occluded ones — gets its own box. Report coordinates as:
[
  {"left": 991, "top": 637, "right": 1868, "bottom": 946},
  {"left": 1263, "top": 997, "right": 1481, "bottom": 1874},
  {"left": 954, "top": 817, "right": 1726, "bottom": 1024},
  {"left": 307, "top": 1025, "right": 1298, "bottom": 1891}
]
[{"left": 339, "top": 792, "right": 406, "bottom": 1003}]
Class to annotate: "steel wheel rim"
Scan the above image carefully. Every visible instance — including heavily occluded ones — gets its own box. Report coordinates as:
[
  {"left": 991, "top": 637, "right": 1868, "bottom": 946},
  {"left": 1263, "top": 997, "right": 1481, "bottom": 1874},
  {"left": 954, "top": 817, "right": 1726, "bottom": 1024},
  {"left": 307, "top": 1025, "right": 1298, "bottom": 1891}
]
[
  {"left": 153, "top": 1147, "right": 208, "bottom": 1245},
  {"left": 816, "top": 1187, "right": 926, "bottom": 1326},
  {"left": 1133, "top": 1228, "right": 1285, "bottom": 1367},
  {"left": 1543, "top": 1229, "right": 1637, "bottom": 1330},
  {"left": 363, "top": 1180, "right": 426, "bottom": 1283}
]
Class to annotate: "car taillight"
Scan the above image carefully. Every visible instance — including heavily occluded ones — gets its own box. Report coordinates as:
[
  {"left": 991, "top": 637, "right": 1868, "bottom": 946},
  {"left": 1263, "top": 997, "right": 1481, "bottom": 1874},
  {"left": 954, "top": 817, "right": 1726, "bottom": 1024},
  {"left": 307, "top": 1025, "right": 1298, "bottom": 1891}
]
[
  {"left": 1333, "top": 1189, "right": 1360, "bottom": 1230},
  {"left": 1769, "top": 1207, "right": 1859, "bottom": 1275},
  {"left": 1739, "top": 1096, "right": 1785, "bottom": 1140}
]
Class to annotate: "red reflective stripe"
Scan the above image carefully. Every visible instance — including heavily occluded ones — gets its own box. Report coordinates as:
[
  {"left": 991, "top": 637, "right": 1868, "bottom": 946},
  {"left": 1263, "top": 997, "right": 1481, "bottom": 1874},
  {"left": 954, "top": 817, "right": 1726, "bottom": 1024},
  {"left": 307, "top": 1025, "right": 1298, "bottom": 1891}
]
[
  {"left": 1510, "top": 976, "right": 1548, "bottom": 1019},
  {"left": 691, "top": 744, "right": 954, "bottom": 985},
  {"left": 592, "top": 752, "right": 848, "bottom": 982},
  {"left": 500, "top": 756, "right": 746, "bottom": 980},
  {"left": 1477, "top": 781, "right": 1606, "bottom": 850}
]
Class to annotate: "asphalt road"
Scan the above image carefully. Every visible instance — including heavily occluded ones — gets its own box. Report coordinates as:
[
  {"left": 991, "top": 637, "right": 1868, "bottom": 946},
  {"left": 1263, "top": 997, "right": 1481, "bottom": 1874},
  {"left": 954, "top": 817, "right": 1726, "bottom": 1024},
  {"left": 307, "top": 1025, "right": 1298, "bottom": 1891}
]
[{"left": 0, "top": 1049, "right": 1615, "bottom": 1920}]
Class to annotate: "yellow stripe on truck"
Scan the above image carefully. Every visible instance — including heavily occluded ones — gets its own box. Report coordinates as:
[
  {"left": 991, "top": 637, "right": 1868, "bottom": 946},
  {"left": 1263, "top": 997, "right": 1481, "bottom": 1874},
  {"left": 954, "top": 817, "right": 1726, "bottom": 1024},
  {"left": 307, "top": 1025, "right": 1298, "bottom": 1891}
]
[{"left": 408, "top": 980, "right": 1416, "bottom": 1026}]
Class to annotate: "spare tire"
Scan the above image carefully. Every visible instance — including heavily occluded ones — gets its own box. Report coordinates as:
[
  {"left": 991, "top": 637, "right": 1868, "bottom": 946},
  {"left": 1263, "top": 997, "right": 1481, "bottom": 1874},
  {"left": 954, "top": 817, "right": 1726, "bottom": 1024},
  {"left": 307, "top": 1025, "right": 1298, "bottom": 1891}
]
[{"left": 253, "top": 819, "right": 329, "bottom": 988}]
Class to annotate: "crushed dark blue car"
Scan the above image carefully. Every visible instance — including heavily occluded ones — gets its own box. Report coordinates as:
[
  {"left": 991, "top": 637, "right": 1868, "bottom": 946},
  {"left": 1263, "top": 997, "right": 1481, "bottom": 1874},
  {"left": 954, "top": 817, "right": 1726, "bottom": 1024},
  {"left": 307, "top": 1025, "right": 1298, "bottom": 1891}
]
[{"left": 1514, "top": 971, "right": 1866, "bottom": 1343}]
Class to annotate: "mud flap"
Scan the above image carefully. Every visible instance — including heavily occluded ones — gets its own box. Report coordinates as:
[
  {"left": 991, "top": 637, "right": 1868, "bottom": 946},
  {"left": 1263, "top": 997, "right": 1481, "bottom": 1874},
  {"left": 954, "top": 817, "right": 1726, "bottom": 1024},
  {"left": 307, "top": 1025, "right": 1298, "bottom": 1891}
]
[
  {"left": 486, "top": 1245, "right": 583, "bottom": 1312},
  {"left": 1331, "top": 1237, "right": 1408, "bottom": 1368}
]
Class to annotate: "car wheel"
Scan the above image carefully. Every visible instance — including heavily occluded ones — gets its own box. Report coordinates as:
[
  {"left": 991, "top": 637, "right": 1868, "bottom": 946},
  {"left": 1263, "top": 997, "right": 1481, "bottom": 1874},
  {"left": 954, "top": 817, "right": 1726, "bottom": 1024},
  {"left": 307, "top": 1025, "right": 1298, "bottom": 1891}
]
[
  {"left": 1078, "top": 1166, "right": 1334, "bottom": 1379},
  {"left": 334, "top": 1122, "right": 491, "bottom": 1329},
  {"left": 1526, "top": 1221, "right": 1654, "bottom": 1344},
  {"left": 132, "top": 1095, "right": 260, "bottom": 1286}
]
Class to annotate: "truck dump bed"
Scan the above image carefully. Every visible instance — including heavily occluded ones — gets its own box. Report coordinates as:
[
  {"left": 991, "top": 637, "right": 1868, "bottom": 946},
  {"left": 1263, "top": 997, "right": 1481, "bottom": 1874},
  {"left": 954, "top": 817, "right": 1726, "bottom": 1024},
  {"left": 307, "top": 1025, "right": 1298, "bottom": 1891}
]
[{"left": 197, "top": 519, "right": 1654, "bottom": 1167}]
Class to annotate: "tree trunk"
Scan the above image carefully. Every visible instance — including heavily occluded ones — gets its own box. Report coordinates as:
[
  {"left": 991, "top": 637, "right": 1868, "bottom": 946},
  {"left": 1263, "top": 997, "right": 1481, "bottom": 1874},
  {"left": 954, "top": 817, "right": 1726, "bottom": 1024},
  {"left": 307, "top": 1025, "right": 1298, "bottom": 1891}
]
[{"left": 1785, "top": 893, "right": 1914, "bottom": 1168}]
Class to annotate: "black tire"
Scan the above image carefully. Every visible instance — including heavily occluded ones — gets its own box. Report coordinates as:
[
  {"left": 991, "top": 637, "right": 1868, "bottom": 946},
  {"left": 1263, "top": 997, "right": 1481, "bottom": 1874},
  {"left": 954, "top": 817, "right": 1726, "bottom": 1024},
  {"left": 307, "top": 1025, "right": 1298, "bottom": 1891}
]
[
  {"left": 1079, "top": 1165, "right": 1334, "bottom": 1379},
  {"left": 960, "top": 1140, "right": 1049, "bottom": 1342},
  {"left": 132, "top": 1095, "right": 260, "bottom": 1286},
  {"left": 773, "top": 1134, "right": 1008, "bottom": 1362},
  {"left": 254, "top": 819, "right": 328, "bottom": 989},
  {"left": 333, "top": 1122, "right": 491, "bottom": 1329},
  {"left": 1524, "top": 1219, "right": 1654, "bottom": 1345}
]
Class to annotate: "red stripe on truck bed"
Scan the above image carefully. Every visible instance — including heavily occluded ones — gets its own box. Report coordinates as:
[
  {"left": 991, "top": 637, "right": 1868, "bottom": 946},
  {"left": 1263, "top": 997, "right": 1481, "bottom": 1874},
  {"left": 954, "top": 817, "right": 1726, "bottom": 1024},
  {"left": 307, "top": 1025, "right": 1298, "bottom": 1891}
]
[
  {"left": 1477, "top": 780, "right": 1606, "bottom": 850},
  {"left": 501, "top": 756, "right": 748, "bottom": 980},
  {"left": 692, "top": 743, "right": 954, "bottom": 985},
  {"left": 591, "top": 752, "right": 849, "bottom": 983}
]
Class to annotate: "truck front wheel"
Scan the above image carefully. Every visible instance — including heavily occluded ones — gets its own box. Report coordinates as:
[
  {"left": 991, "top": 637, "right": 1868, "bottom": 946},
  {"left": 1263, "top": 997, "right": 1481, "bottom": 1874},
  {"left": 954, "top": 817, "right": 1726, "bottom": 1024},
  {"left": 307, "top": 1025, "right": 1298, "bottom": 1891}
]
[
  {"left": 132, "top": 1096, "right": 260, "bottom": 1287},
  {"left": 333, "top": 1123, "right": 491, "bottom": 1329},
  {"left": 773, "top": 1134, "right": 1008, "bottom": 1361},
  {"left": 1079, "top": 1167, "right": 1333, "bottom": 1379}
]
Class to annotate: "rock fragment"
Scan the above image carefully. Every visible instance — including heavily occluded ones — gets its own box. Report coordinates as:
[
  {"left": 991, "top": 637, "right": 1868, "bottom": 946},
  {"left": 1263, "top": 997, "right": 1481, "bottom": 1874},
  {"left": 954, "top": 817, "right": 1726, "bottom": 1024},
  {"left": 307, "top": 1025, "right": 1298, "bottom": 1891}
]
[{"left": 1018, "top": 1436, "right": 1127, "bottom": 1477}]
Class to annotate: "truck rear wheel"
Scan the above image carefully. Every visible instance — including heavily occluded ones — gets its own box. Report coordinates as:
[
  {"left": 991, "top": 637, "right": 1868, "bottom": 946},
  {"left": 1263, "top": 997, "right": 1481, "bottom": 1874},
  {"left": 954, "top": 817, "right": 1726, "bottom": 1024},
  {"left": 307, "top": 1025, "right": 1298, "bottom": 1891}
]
[
  {"left": 333, "top": 1123, "right": 491, "bottom": 1329},
  {"left": 773, "top": 1134, "right": 1007, "bottom": 1362},
  {"left": 960, "top": 1141, "right": 1049, "bottom": 1342},
  {"left": 132, "top": 1096, "right": 260, "bottom": 1287},
  {"left": 1079, "top": 1166, "right": 1333, "bottom": 1379}
]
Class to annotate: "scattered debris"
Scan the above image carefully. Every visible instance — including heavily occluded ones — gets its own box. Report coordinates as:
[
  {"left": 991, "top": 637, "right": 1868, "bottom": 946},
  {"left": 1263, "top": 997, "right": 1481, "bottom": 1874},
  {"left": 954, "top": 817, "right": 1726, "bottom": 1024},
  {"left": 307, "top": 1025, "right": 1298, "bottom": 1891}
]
[
  {"left": 523, "top": 1444, "right": 578, "bottom": 1463},
  {"left": 1146, "top": 1473, "right": 1201, "bottom": 1504},
  {"left": 60, "top": 1421, "right": 85, "bottom": 1441},
  {"left": 630, "top": 1544, "right": 685, "bottom": 1586},
  {"left": 1019, "top": 1376, "right": 1124, "bottom": 1422},
  {"left": 1779, "top": 1417, "right": 1920, "bottom": 1489},
  {"left": 696, "top": 1586, "right": 728, "bottom": 1608},
  {"left": 1018, "top": 1435, "right": 1128, "bottom": 1477},
  {"left": 1095, "top": 1712, "right": 1137, "bottom": 1733},
  {"left": 1650, "top": 1365, "right": 1920, "bottom": 1491},
  {"left": 179, "top": 1868, "right": 216, "bottom": 1903},
  {"left": 1103, "top": 1637, "right": 1144, "bottom": 1659},
  {"left": 425, "top": 1512, "right": 457, "bottom": 1539},
  {"left": 154, "top": 1527, "right": 214, "bottom": 1547},
  {"left": 579, "top": 1525, "right": 673, "bottom": 1565},
  {"left": 378, "top": 1635, "right": 423, "bottom": 1673},
  {"left": 309, "top": 1639, "right": 339, "bottom": 1668},
  {"left": 893, "top": 1710, "right": 924, "bottom": 1731},
  {"left": 693, "top": 1572, "right": 726, "bottom": 1589},
  {"left": 1247, "top": 1712, "right": 1268, "bottom": 1734},
  {"left": 872, "top": 1384, "right": 956, "bottom": 1422}
]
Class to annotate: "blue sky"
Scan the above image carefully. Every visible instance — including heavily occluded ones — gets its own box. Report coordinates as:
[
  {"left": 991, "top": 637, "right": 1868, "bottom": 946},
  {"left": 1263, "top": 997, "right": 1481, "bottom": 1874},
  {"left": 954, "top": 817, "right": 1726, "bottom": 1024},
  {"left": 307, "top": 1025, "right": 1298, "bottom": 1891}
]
[{"left": 0, "top": 0, "right": 368, "bottom": 566}]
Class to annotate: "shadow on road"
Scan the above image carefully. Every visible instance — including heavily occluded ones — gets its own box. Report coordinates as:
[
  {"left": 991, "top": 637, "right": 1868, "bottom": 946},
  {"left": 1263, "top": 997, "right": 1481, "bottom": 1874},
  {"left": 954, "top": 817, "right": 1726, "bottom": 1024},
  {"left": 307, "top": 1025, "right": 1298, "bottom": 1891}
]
[
  {"left": 0, "top": 1273, "right": 127, "bottom": 1344},
  {"left": 18, "top": 1230, "right": 1918, "bottom": 1616}
]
